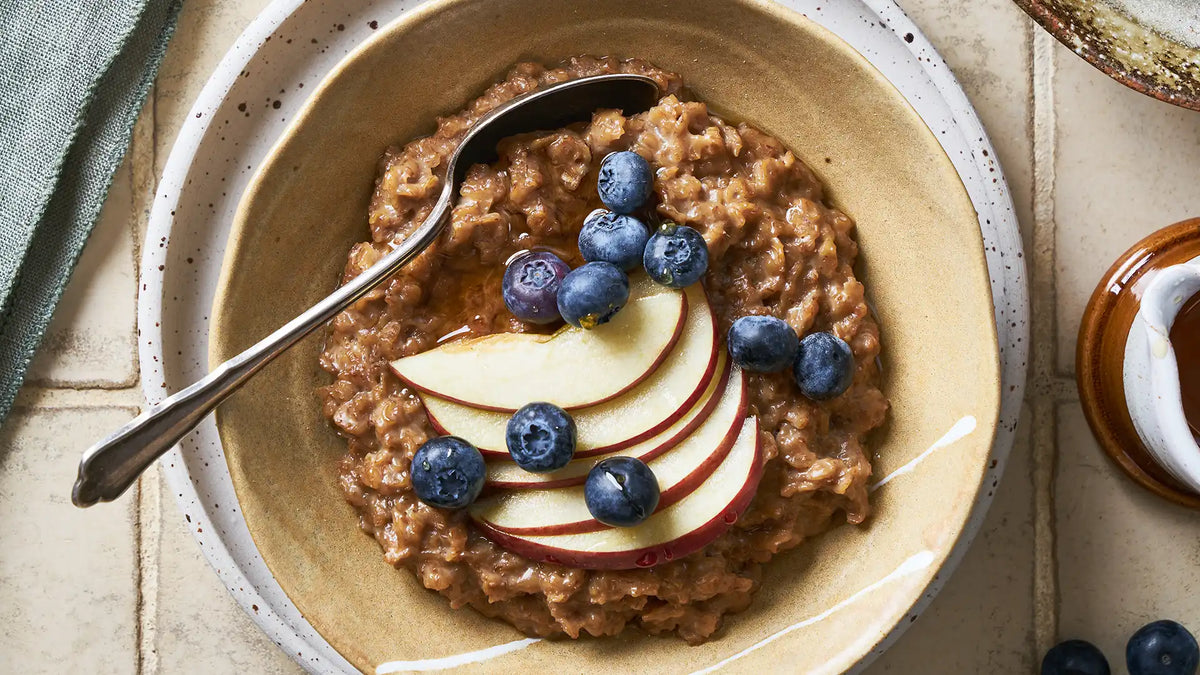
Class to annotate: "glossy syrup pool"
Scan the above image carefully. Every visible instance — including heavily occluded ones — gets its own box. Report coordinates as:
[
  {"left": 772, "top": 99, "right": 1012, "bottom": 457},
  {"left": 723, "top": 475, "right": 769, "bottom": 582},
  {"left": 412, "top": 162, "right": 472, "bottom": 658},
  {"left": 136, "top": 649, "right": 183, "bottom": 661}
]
[{"left": 1170, "top": 291, "right": 1200, "bottom": 437}]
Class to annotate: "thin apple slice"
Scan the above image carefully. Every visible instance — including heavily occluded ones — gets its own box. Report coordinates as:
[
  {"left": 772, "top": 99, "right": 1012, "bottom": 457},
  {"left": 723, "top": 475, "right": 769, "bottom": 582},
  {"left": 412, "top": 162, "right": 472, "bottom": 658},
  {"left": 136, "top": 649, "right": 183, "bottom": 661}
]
[
  {"left": 391, "top": 274, "right": 685, "bottom": 412},
  {"left": 471, "top": 370, "right": 748, "bottom": 535},
  {"left": 484, "top": 357, "right": 739, "bottom": 489},
  {"left": 474, "top": 417, "right": 763, "bottom": 570},
  {"left": 423, "top": 283, "right": 718, "bottom": 453}
]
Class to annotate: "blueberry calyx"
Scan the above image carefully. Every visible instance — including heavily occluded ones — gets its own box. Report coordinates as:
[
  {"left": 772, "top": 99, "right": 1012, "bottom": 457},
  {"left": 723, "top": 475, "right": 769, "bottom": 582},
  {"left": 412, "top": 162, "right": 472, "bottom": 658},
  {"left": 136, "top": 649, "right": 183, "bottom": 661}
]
[
  {"left": 1127, "top": 620, "right": 1199, "bottom": 675},
  {"left": 502, "top": 250, "right": 570, "bottom": 324},
  {"left": 506, "top": 402, "right": 577, "bottom": 473}
]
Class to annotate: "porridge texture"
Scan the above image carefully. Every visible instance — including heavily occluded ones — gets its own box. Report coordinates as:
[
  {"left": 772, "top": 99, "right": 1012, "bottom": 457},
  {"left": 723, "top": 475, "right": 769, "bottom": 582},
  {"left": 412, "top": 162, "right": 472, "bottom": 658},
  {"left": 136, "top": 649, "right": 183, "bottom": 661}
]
[{"left": 318, "top": 56, "right": 887, "bottom": 643}]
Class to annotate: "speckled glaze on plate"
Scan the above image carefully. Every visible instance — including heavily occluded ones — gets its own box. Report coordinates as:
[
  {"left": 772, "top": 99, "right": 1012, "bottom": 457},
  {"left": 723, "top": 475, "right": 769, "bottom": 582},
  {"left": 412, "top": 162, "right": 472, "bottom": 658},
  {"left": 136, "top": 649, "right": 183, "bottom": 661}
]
[
  {"left": 1014, "top": 0, "right": 1200, "bottom": 110},
  {"left": 138, "top": 1, "right": 1028, "bottom": 673}
]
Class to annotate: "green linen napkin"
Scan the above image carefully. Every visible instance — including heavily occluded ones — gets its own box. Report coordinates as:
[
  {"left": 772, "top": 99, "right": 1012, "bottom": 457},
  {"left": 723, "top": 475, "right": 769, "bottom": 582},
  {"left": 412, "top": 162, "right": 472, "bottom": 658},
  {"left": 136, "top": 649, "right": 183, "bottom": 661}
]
[{"left": 0, "top": 0, "right": 182, "bottom": 426}]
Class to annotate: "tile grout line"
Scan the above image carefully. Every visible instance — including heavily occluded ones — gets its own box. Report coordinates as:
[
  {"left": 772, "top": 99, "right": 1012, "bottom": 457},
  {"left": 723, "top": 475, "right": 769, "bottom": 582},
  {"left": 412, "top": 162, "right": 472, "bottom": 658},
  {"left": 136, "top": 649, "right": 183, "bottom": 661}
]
[
  {"left": 1030, "top": 27, "right": 1060, "bottom": 659},
  {"left": 130, "top": 89, "right": 157, "bottom": 385},
  {"left": 135, "top": 88, "right": 160, "bottom": 675},
  {"left": 133, "top": 478, "right": 146, "bottom": 675},
  {"left": 121, "top": 110, "right": 144, "bottom": 390},
  {"left": 12, "top": 384, "right": 146, "bottom": 412},
  {"left": 136, "top": 470, "right": 162, "bottom": 675}
]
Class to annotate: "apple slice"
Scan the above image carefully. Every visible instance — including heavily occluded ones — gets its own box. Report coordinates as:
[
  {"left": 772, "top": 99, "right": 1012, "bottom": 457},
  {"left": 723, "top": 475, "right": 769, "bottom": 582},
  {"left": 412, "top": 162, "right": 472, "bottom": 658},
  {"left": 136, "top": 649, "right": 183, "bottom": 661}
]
[
  {"left": 471, "top": 370, "right": 748, "bottom": 535},
  {"left": 423, "top": 283, "right": 718, "bottom": 453},
  {"left": 474, "top": 417, "right": 763, "bottom": 570},
  {"left": 390, "top": 274, "right": 685, "bottom": 412},
  {"left": 484, "top": 357, "right": 739, "bottom": 489}
]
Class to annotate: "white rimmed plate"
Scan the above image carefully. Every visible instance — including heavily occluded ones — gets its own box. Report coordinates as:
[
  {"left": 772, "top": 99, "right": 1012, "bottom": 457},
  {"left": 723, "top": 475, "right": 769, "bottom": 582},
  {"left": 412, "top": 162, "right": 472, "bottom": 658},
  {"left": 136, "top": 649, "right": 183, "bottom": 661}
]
[{"left": 139, "top": 1, "right": 1028, "bottom": 672}]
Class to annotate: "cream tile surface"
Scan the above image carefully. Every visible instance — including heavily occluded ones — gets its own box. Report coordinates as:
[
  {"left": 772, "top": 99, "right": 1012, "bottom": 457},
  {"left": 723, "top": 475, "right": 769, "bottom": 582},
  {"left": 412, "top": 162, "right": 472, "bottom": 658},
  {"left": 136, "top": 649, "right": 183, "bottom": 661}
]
[
  {"left": 867, "top": 405, "right": 1035, "bottom": 673},
  {"left": 27, "top": 156, "right": 138, "bottom": 387},
  {"left": 0, "top": 407, "right": 139, "bottom": 673},
  {"left": 1056, "top": 402, "right": 1200, "bottom": 668},
  {"left": 151, "top": 470, "right": 302, "bottom": 675},
  {"left": 1053, "top": 41, "right": 1200, "bottom": 373}
]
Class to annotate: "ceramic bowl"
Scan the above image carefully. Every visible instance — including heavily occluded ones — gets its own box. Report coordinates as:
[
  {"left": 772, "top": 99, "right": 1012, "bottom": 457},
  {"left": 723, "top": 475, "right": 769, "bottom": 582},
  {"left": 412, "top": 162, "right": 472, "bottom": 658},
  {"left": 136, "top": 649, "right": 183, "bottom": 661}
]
[
  {"left": 1014, "top": 0, "right": 1200, "bottom": 110},
  {"left": 140, "top": 0, "right": 1027, "bottom": 672},
  {"left": 209, "top": 0, "right": 1001, "bottom": 670}
]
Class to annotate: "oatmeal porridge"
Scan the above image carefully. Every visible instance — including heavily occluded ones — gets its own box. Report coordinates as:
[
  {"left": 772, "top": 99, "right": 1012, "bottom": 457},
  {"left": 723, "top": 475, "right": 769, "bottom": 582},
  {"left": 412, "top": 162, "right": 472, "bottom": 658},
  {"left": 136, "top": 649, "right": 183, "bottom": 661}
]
[{"left": 318, "top": 56, "right": 887, "bottom": 644}]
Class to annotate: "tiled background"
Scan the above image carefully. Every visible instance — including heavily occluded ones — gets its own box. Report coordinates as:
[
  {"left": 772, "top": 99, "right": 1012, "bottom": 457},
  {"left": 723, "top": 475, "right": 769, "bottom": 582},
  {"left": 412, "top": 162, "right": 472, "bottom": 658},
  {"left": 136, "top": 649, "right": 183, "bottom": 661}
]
[{"left": 4, "top": 0, "right": 1199, "bottom": 672}]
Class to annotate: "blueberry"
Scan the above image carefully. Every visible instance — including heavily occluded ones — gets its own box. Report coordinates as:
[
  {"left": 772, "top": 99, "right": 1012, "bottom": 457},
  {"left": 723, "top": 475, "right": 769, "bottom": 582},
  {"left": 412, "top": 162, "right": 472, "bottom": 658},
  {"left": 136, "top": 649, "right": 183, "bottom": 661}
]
[
  {"left": 410, "top": 436, "right": 485, "bottom": 509},
  {"left": 584, "top": 456, "right": 660, "bottom": 527},
  {"left": 1042, "top": 640, "right": 1111, "bottom": 675},
  {"left": 597, "top": 151, "right": 653, "bottom": 214},
  {"left": 502, "top": 251, "right": 570, "bottom": 324},
  {"left": 506, "top": 402, "right": 577, "bottom": 473},
  {"left": 1127, "top": 620, "right": 1199, "bottom": 675},
  {"left": 728, "top": 315, "right": 800, "bottom": 373},
  {"left": 793, "top": 332, "right": 855, "bottom": 400},
  {"left": 578, "top": 209, "right": 650, "bottom": 271},
  {"left": 642, "top": 223, "right": 709, "bottom": 289},
  {"left": 556, "top": 261, "right": 630, "bottom": 329}
]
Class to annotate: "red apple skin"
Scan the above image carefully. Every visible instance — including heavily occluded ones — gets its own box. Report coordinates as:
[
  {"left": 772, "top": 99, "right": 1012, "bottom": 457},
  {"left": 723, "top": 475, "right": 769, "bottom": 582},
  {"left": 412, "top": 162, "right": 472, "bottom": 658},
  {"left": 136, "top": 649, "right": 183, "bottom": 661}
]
[
  {"left": 424, "top": 291, "right": 721, "bottom": 457},
  {"left": 481, "top": 359, "right": 734, "bottom": 488},
  {"left": 431, "top": 332, "right": 719, "bottom": 461},
  {"left": 393, "top": 292, "right": 689, "bottom": 413},
  {"left": 472, "top": 430, "right": 764, "bottom": 570},
  {"left": 477, "top": 380, "right": 749, "bottom": 534}
]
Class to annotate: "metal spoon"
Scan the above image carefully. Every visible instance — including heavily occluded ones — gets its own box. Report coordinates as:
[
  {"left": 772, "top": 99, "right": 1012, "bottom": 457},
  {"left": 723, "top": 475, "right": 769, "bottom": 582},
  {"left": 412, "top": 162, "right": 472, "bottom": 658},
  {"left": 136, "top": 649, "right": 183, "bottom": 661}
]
[{"left": 72, "top": 73, "right": 662, "bottom": 507}]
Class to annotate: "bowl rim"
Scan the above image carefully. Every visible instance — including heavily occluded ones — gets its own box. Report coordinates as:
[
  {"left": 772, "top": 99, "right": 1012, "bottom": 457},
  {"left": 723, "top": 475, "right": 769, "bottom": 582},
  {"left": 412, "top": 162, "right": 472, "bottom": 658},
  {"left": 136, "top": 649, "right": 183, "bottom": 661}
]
[{"left": 137, "top": 0, "right": 1030, "bottom": 672}]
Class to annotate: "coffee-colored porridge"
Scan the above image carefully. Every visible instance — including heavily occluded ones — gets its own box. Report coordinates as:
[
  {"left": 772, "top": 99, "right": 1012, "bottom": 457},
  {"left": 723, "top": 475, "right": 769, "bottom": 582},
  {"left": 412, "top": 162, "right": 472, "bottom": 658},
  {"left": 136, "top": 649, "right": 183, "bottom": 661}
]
[{"left": 318, "top": 56, "right": 887, "bottom": 644}]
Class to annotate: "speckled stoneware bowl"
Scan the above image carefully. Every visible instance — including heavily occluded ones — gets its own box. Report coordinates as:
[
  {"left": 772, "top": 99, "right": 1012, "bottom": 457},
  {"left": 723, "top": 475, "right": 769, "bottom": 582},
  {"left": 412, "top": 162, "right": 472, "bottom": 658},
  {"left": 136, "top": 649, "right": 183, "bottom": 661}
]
[
  {"left": 211, "top": 0, "right": 1000, "bottom": 670},
  {"left": 139, "top": 0, "right": 1027, "bottom": 673},
  {"left": 1014, "top": 0, "right": 1200, "bottom": 110}
]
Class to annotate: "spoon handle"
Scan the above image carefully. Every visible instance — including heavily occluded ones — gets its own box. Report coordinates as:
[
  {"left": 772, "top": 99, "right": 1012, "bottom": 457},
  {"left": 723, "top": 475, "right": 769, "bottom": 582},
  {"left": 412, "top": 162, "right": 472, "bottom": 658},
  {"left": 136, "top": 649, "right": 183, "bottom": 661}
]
[{"left": 72, "top": 192, "right": 453, "bottom": 507}]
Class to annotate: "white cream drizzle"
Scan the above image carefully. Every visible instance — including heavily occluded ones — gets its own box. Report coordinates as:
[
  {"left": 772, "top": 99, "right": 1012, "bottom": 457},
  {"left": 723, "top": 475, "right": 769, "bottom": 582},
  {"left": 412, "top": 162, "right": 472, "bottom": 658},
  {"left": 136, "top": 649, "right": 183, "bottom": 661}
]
[
  {"left": 374, "top": 637, "right": 541, "bottom": 674},
  {"left": 374, "top": 416, "right": 976, "bottom": 674},
  {"left": 870, "top": 415, "right": 978, "bottom": 492},
  {"left": 689, "top": 550, "right": 937, "bottom": 675}
]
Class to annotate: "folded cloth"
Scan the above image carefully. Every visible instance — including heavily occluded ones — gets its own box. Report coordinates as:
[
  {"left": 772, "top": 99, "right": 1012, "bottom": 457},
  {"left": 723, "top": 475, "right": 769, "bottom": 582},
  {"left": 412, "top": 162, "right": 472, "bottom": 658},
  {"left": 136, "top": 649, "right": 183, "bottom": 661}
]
[{"left": 0, "top": 0, "right": 182, "bottom": 426}]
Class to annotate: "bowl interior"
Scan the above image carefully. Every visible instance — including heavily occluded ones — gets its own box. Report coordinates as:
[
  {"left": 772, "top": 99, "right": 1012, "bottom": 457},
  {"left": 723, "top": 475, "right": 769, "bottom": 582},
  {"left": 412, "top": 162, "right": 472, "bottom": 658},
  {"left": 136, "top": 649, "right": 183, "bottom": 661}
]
[{"left": 209, "top": 0, "right": 1001, "bottom": 672}]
